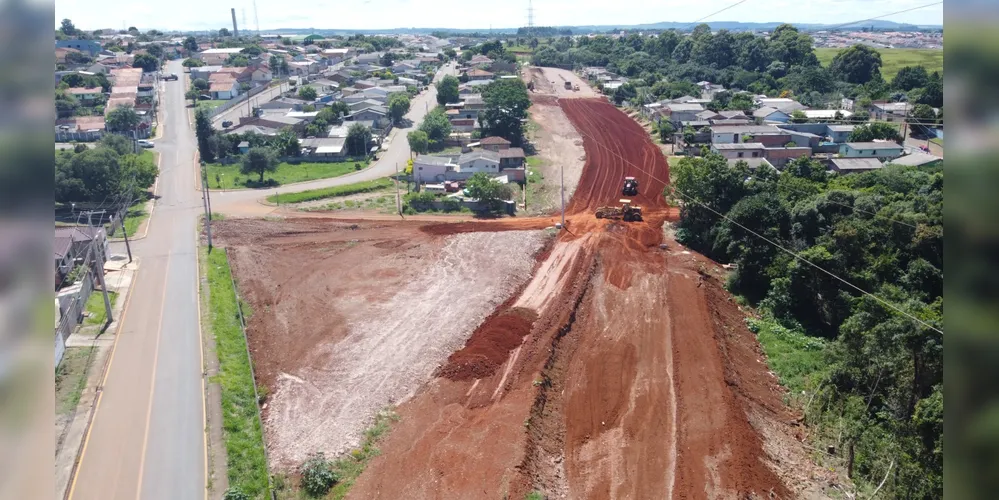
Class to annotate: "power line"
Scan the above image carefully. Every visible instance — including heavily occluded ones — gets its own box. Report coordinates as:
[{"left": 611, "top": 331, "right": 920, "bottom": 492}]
[
  {"left": 824, "top": 2, "right": 943, "bottom": 31},
  {"left": 559, "top": 101, "right": 943, "bottom": 334},
  {"left": 685, "top": 0, "right": 752, "bottom": 28}
]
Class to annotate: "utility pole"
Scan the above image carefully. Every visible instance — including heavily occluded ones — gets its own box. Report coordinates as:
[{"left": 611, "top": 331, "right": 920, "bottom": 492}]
[
  {"left": 394, "top": 162, "right": 402, "bottom": 215},
  {"left": 82, "top": 213, "right": 113, "bottom": 325},
  {"left": 200, "top": 161, "right": 213, "bottom": 249}
]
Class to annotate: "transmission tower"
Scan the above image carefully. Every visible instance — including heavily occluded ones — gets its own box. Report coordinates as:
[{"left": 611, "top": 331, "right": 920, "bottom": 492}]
[
  {"left": 527, "top": 0, "right": 535, "bottom": 36},
  {"left": 252, "top": 0, "right": 261, "bottom": 34}
]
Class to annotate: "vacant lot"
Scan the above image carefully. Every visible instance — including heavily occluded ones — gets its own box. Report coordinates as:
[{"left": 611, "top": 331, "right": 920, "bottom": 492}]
[
  {"left": 815, "top": 47, "right": 943, "bottom": 80},
  {"left": 205, "top": 160, "right": 369, "bottom": 189},
  {"left": 213, "top": 218, "right": 549, "bottom": 469}
]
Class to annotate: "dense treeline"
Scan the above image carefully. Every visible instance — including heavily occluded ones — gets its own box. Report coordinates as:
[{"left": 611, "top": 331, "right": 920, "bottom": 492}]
[
  {"left": 55, "top": 135, "right": 158, "bottom": 204},
  {"left": 671, "top": 154, "right": 942, "bottom": 497},
  {"left": 531, "top": 24, "right": 942, "bottom": 110}
]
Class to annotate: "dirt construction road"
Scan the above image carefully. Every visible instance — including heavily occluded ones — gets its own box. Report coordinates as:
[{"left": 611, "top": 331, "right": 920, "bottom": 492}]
[{"left": 347, "top": 99, "right": 808, "bottom": 499}]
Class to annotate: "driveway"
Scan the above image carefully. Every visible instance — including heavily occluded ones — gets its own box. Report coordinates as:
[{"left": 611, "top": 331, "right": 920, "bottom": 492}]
[{"left": 212, "top": 61, "right": 459, "bottom": 216}]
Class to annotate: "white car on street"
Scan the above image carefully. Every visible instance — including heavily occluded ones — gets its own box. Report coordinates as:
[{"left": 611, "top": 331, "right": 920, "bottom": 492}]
[{"left": 137, "top": 140, "right": 155, "bottom": 148}]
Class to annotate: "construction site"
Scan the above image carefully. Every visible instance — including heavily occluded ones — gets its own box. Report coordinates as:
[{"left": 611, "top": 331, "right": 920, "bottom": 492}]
[{"left": 212, "top": 66, "right": 828, "bottom": 499}]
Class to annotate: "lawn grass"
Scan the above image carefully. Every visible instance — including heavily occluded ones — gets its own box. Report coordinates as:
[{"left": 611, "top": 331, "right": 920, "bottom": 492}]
[
  {"left": 197, "top": 99, "right": 229, "bottom": 111},
  {"left": 83, "top": 290, "right": 119, "bottom": 326},
  {"left": 202, "top": 247, "right": 269, "bottom": 499},
  {"left": 815, "top": 47, "right": 943, "bottom": 81},
  {"left": 206, "top": 160, "right": 369, "bottom": 190},
  {"left": 929, "top": 137, "right": 943, "bottom": 147},
  {"left": 523, "top": 155, "right": 547, "bottom": 211},
  {"left": 267, "top": 177, "right": 395, "bottom": 204},
  {"left": 747, "top": 317, "right": 829, "bottom": 407},
  {"left": 55, "top": 346, "right": 96, "bottom": 415}
]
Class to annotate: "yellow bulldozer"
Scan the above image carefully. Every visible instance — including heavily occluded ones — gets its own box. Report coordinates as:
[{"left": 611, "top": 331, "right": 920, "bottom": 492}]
[{"left": 595, "top": 199, "right": 643, "bottom": 222}]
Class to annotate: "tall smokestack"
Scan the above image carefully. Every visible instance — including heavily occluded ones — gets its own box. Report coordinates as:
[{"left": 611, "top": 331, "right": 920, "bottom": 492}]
[{"left": 231, "top": 8, "right": 239, "bottom": 38}]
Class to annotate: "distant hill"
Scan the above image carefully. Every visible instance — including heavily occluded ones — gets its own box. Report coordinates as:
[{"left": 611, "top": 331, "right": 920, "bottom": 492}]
[{"left": 257, "top": 19, "right": 941, "bottom": 37}]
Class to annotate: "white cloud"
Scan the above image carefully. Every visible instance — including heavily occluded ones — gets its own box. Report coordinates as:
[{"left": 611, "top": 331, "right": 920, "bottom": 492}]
[{"left": 55, "top": 0, "right": 943, "bottom": 32}]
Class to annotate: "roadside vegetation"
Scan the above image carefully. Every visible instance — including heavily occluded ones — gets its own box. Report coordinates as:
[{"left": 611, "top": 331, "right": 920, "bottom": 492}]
[
  {"left": 274, "top": 409, "right": 399, "bottom": 499},
  {"left": 55, "top": 134, "right": 159, "bottom": 210},
  {"left": 55, "top": 347, "right": 96, "bottom": 415},
  {"left": 202, "top": 247, "right": 269, "bottom": 499},
  {"left": 83, "top": 291, "right": 118, "bottom": 326},
  {"left": 204, "top": 159, "right": 369, "bottom": 190},
  {"left": 266, "top": 177, "right": 394, "bottom": 204},
  {"left": 671, "top": 154, "right": 942, "bottom": 497}
]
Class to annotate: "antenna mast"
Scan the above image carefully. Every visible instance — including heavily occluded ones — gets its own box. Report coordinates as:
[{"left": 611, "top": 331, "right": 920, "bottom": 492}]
[
  {"left": 527, "top": 0, "right": 535, "bottom": 36},
  {"left": 253, "top": 0, "right": 261, "bottom": 35}
]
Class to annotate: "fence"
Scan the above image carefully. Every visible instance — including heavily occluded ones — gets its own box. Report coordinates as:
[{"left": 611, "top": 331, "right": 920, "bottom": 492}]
[
  {"left": 55, "top": 269, "right": 95, "bottom": 365},
  {"left": 55, "top": 129, "right": 151, "bottom": 143}
]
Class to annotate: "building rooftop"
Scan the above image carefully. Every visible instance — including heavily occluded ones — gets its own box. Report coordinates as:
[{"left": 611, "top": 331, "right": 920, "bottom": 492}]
[
  {"left": 666, "top": 103, "right": 705, "bottom": 112},
  {"left": 887, "top": 152, "right": 941, "bottom": 166},
  {"left": 459, "top": 150, "right": 500, "bottom": 163},
  {"left": 480, "top": 136, "right": 511, "bottom": 146},
  {"left": 713, "top": 143, "right": 766, "bottom": 150},
  {"left": 830, "top": 158, "right": 884, "bottom": 171},
  {"left": 497, "top": 147, "right": 525, "bottom": 159},
  {"left": 844, "top": 141, "right": 904, "bottom": 150},
  {"left": 711, "top": 124, "right": 783, "bottom": 135},
  {"left": 727, "top": 157, "right": 775, "bottom": 170},
  {"left": 415, "top": 154, "right": 456, "bottom": 166},
  {"left": 201, "top": 47, "right": 245, "bottom": 54},
  {"left": 827, "top": 124, "right": 856, "bottom": 132}
]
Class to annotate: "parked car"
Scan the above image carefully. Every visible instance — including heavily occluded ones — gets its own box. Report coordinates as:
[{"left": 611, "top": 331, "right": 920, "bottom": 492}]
[
  {"left": 199, "top": 94, "right": 212, "bottom": 100},
  {"left": 163, "top": 73, "right": 179, "bottom": 81},
  {"left": 137, "top": 140, "right": 154, "bottom": 148},
  {"left": 221, "top": 120, "right": 233, "bottom": 128}
]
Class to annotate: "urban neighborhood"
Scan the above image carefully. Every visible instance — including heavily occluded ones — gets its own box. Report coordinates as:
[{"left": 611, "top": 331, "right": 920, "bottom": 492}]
[{"left": 53, "top": 5, "right": 943, "bottom": 500}]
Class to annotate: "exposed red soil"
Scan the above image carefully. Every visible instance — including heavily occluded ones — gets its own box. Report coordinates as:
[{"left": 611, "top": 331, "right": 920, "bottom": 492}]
[
  {"left": 439, "top": 308, "right": 538, "bottom": 381},
  {"left": 341, "top": 99, "right": 806, "bottom": 499}
]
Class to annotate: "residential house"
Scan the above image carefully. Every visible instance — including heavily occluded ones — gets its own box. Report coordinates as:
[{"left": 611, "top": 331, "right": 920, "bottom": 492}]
[
  {"left": 753, "top": 107, "right": 791, "bottom": 123},
  {"left": 208, "top": 74, "right": 240, "bottom": 100},
  {"left": 56, "top": 116, "right": 107, "bottom": 141},
  {"left": 354, "top": 79, "right": 378, "bottom": 89},
  {"left": 355, "top": 52, "right": 382, "bottom": 65},
  {"left": 189, "top": 65, "right": 224, "bottom": 81},
  {"left": 480, "top": 136, "right": 512, "bottom": 151},
  {"left": 696, "top": 110, "right": 722, "bottom": 121},
  {"left": 887, "top": 152, "right": 942, "bottom": 167},
  {"left": 871, "top": 102, "right": 911, "bottom": 122},
  {"left": 763, "top": 146, "right": 813, "bottom": 167},
  {"left": 197, "top": 47, "right": 245, "bottom": 65},
  {"left": 54, "top": 227, "right": 109, "bottom": 267},
  {"left": 710, "top": 124, "right": 787, "bottom": 145},
  {"left": 711, "top": 142, "right": 766, "bottom": 160},
  {"left": 465, "top": 68, "right": 494, "bottom": 81},
  {"left": 497, "top": 147, "right": 525, "bottom": 168},
  {"left": 322, "top": 48, "right": 350, "bottom": 65},
  {"left": 717, "top": 110, "right": 749, "bottom": 121},
  {"left": 215, "top": 66, "right": 253, "bottom": 83},
  {"left": 327, "top": 70, "right": 355, "bottom": 85},
  {"left": 459, "top": 80, "right": 492, "bottom": 94},
  {"left": 829, "top": 158, "right": 884, "bottom": 173},
  {"left": 413, "top": 155, "right": 455, "bottom": 184},
  {"left": 86, "top": 62, "right": 111, "bottom": 74},
  {"left": 662, "top": 103, "right": 705, "bottom": 124},
  {"left": 56, "top": 47, "right": 84, "bottom": 65},
  {"left": 450, "top": 118, "right": 476, "bottom": 133},
  {"left": 826, "top": 125, "right": 856, "bottom": 143},
  {"left": 841, "top": 98, "right": 855, "bottom": 111},
  {"left": 469, "top": 54, "right": 493, "bottom": 67},
  {"left": 727, "top": 157, "right": 775, "bottom": 171},
  {"left": 782, "top": 129, "right": 821, "bottom": 149},
  {"left": 803, "top": 109, "right": 854, "bottom": 121},
  {"left": 458, "top": 150, "right": 501, "bottom": 174},
  {"left": 65, "top": 87, "right": 103, "bottom": 103},
  {"left": 349, "top": 99, "right": 386, "bottom": 112},
  {"left": 755, "top": 98, "right": 807, "bottom": 113},
  {"left": 839, "top": 142, "right": 904, "bottom": 161},
  {"left": 55, "top": 236, "right": 74, "bottom": 282},
  {"left": 347, "top": 106, "right": 389, "bottom": 126},
  {"left": 670, "top": 95, "right": 698, "bottom": 104},
  {"left": 300, "top": 137, "right": 347, "bottom": 160},
  {"left": 57, "top": 39, "right": 103, "bottom": 56},
  {"left": 251, "top": 65, "right": 273, "bottom": 82},
  {"left": 287, "top": 60, "right": 320, "bottom": 76}
]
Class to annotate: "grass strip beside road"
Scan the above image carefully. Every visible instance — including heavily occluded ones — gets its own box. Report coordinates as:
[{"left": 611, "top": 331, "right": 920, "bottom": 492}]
[
  {"left": 747, "top": 317, "right": 828, "bottom": 406},
  {"left": 56, "top": 346, "right": 96, "bottom": 415},
  {"left": 83, "top": 291, "right": 119, "bottom": 326},
  {"left": 206, "top": 160, "right": 370, "bottom": 190},
  {"left": 267, "top": 177, "right": 395, "bottom": 204},
  {"left": 202, "top": 247, "right": 269, "bottom": 498}
]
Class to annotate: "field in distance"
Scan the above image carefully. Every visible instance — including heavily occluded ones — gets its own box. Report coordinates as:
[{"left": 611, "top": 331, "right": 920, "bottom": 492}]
[{"left": 815, "top": 47, "right": 943, "bottom": 81}]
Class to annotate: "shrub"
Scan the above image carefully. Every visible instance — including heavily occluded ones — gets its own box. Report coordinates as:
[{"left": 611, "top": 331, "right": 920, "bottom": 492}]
[
  {"left": 441, "top": 198, "right": 462, "bottom": 212},
  {"left": 300, "top": 452, "right": 338, "bottom": 497},
  {"left": 354, "top": 162, "right": 362, "bottom": 171},
  {"left": 222, "top": 488, "right": 250, "bottom": 500}
]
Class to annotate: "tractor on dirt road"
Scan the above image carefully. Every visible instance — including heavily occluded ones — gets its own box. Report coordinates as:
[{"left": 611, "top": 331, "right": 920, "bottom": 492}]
[
  {"left": 595, "top": 199, "right": 643, "bottom": 222},
  {"left": 622, "top": 176, "right": 638, "bottom": 196}
]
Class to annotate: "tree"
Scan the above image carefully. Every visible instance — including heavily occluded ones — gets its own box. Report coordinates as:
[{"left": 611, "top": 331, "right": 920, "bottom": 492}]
[
  {"left": 387, "top": 92, "right": 411, "bottom": 123},
  {"left": 480, "top": 79, "right": 531, "bottom": 145},
  {"left": 191, "top": 78, "right": 209, "bottom": 91},
  {"left": 60, "top": 19, "right": 77, "bottom": 36},
  {"left": 183, "top": 36, "right": 198, "bottom": 53},
  {"left": 55, "top": 91, "right": 80, "bottom": 119},
  {"left": 218, "top": 28, "right": 231, "bottom": 37},
  {"left": 612, "top": 83, "right": 637, "bottom": 105},
  {"left": 656, "top": 120, "right": 675, "bottom": 143},
  {"left": 379, "top": 52, "right": 396, "bottom": 67},
  {"left": 182, "top": 58, "right": 205, "bottom": 67},
  {"left": 145, "top": 44, "right": 164, "bottom": 59},
  {"left": 133, "top": 53, "right": 159, "bottom": 72},
  {"left": 227, "top": 54, "right": 249, "bottom": 67},
  {"left": 298, "top": 86, "right": 318, "bottom": 101},
  {"left": 465, "top": 172, "right": 512, "bottom": 212},
  {"left": 275, "top": 127, "right": 301, "bottom": 157},
  {"left": 345, "top": 123, "right": 373, "bottom": 156},
  {"left": 185, "top": 89, "right": 201, "bottom": 102},
  {"left": 848, "top": 122, "right": 903, "bottom": 143},
  {"left": 436, "top": 75, "right": 460, "bottom": 105},
  {"left": 443, "top": 48, "right": 457, "bottom": 60},
  {"left": 98, "top": 134, "right": 135, "bottom": 156},
  {"left": 916, "top": 79, "right": 943, "bottom": 108},
  {"left": 828, "top": 44, "right": 882, "bottom": 84},
  {"left": 195, "top": 108, "right": 215, "bottom": 162},
  {"left": 892, "top": 65, "right": 929, "bottom": 91},
  {"left": 240, "top": 147, "right": 279, "bottom": 183},
  {"left": 106, "top": 105, "right": 141, "bottom": 132},
  {"left": 407, "top": 130, "right": 429, "bottom": 155},
  {"left": 683, "top": 126, "right": 697, "bottom": 145},
  {"left": 419, "top": 107, "right": 452, "bottom": 144},
  {"left": 790, "top": 109, "right": 809, "bottom": 123}
]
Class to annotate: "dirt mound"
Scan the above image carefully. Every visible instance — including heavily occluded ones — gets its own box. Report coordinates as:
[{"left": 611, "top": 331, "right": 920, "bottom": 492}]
[{"left": 439, "top": 308, "right": 538, "bottom": 381}]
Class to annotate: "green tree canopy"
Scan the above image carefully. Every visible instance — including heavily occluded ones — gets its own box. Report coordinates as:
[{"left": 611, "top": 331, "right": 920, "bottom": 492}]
[
  {"left": 479, "top": 78, "right": 531, "bottom": 145},
  {"left": 436, "top": 75, "right": 460, "bottom": 105},
  {"left": 465, "top": 172, "right": 513, "bottom": 212},
  {"left": 419, "top": 107, "right": 452, "bottom": 144},
  {"left": 274, "top": 127, "right": 301, "bottom": 157},
  {"left": 345, "top": 123, "right": 372, "bottom": 156},
  {"left": 133, "top": 53, "right": 159, "bottom": 72},
  {"left": 407, "top": 130, "right": 429, "bottom": 155},
  {"left": 106, "top": 105, "right": 141, "bottom": 132},
  {"left": 828, "top": 44, "right": 883, "bottom": 84},
  {"left": 891, "top": 65, "right": 929, "bottom": 91},
  {"left": 848, "top": 122, "right": 903, "bottom": 143},
  {"left": 298, "top": 86, "right": 318, "bottom": 101},
  {"left": 240, "top": 147, "right": 278, "bottom": 183},
  {"left": 183, "top": 36, "right": 198, "bottom": 52},
  {"left": 387, "top": 92, "right": 411, "bottom": 123}
]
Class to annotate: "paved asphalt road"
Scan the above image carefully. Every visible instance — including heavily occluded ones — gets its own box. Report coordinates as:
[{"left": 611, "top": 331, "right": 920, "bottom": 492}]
[
  {"left": 69, "top": 59, "right": 206, "bottom": 500},
  {"left": 213, "top": 61, "right": 458, "bottom": 216}
]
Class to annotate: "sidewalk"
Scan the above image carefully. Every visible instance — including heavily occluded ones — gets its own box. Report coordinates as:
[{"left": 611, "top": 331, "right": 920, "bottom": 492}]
[{"left": 55, "top": 255, "right": 140, "bottom": 499}]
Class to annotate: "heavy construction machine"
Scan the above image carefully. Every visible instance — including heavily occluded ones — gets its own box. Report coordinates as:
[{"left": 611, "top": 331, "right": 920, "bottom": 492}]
[
  {"left": 622, "top": 176, "right": 639, "bottom": 196},
  {"left": 595, "top": 199, "right": 643, "bottom": 222}
]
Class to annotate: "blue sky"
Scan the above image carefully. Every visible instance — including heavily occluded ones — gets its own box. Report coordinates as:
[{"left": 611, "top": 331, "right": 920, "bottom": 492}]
[{"left": 55, "top": 0, "right": 943, "bottom": 32}]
